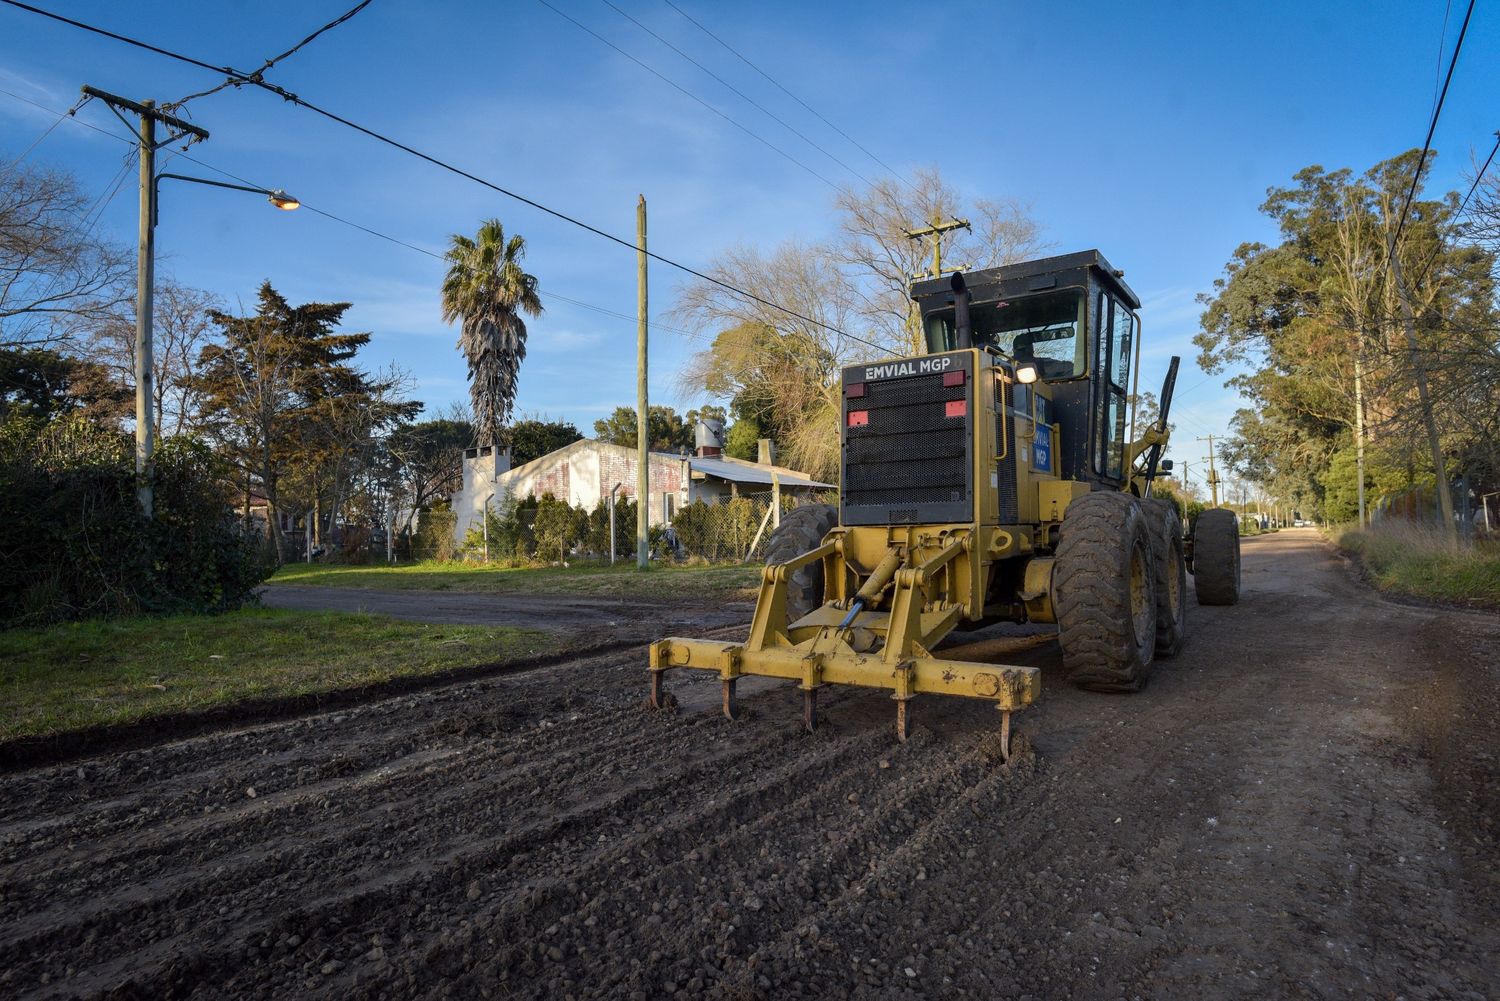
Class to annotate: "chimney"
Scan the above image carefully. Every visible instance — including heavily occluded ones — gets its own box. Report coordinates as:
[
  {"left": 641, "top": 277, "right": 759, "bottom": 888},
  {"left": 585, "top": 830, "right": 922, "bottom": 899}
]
[
  {"left": 695, "top": 419, "right": 724, "bottom": 458},
  {"left": 757, "top": 438, "right": 775, "bottom": 466}
]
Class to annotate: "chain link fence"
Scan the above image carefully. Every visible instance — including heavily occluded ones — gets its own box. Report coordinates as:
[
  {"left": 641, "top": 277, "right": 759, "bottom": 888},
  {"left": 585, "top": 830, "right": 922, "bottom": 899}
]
[
  {"left": 444, "top": 492, "right": 835, "bottom": 565},
  {"left": 1372, "top": 476, "right": 1491, "bottom": 539}
]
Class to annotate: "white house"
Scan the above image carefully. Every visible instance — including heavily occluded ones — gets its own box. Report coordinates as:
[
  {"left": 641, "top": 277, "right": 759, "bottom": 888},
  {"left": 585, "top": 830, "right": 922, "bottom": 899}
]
[{"left": 452, "top": 428, "right": 834, "bottom": 544}]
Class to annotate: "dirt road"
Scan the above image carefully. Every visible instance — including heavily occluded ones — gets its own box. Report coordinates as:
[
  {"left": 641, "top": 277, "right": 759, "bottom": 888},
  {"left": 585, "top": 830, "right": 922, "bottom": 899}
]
[
  {"left": 2, "top": 530, "right": 1495, "bottom": 999},
  {"left": 260, "top": 584, "right": 753, "bottom": 636}
]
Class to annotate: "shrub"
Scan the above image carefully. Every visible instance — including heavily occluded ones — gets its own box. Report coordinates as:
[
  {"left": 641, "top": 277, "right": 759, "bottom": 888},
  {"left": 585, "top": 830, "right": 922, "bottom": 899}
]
[
  {"left": 0, "top": 414, "right": 272, "bottom": 627},
  {"left": 412, "top": 504, "right": 457, "bottom": 561}
]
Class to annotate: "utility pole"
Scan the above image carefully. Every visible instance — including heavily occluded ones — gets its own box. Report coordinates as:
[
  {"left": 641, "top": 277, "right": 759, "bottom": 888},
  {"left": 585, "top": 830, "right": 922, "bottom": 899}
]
[
  {"left": 903, "top": 214, "right": 972, "bottom": 282},
  {"left": 1387, "top": 237, "right": 1457, "bottom": 545},
  {"left": 636, "top": 195, "right": 650, "bottom": 570},
  {"left": 1197, "top": 435, "right": 1221, "bottom": 507},
  {"left": 82, "top": 86, "right": 209, "bottom": 518},
  {"left": 903, "top": 214, "right": 971, "bottom": 354}
]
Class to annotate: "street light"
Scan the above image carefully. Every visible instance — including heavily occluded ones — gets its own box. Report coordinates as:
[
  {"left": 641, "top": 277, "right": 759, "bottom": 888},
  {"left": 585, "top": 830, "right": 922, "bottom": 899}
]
[
  {"left": 134, "top": 171, "right": 297, "bottom": 516},
  {"left": 154, "top": 173, "right": 300, "bottom": 219}
]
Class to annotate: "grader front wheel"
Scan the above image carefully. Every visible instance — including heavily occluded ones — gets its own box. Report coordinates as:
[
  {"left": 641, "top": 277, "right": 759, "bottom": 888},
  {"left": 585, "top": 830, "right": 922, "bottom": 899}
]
[
  {"left": 1054, "top": 493, "right": 1158, "bottom": 692},
  {"left": 762, "top": 504, "right": 838, "bottom": 622}
]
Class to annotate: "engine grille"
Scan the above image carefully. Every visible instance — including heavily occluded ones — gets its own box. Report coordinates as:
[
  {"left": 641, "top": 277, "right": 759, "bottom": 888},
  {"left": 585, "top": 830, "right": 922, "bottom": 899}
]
[{"left": 842, "top": 354, "right": 973, "bottom": 526}]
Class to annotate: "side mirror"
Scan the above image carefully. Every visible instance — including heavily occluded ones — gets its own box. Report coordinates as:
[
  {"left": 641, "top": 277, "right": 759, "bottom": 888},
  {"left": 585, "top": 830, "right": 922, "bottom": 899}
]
[{"left": 1159, "top": 459, "right": 1174, "bottom": 472}]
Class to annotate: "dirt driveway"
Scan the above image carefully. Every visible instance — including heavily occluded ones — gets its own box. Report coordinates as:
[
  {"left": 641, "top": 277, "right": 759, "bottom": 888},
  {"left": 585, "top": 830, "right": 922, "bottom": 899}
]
[{"left": 1, "top": 530, "right": 1495, "bottom": 999}]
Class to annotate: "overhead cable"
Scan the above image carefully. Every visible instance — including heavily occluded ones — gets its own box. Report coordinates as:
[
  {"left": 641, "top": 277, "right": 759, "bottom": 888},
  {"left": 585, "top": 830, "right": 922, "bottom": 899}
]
[
  {"left": 535, "top": 0, "right": 839, "bottom": 191},
  {"left": 598, "top": 0, "right": 874, "bottom": 188},
  {"left": 1390, "top": 0, "right": 1476, "bottom": 248},
  {"left": 661, "top": 0, "right": 915, "bottom": 192},
  {"left": 0, "top": 0, "right": 882, "bottom": 351}
]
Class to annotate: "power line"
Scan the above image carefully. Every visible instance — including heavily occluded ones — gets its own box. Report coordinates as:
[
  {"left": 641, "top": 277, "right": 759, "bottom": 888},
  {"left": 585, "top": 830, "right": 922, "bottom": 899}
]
[
  {"left": 661, "top": 0, "right": 915, "bottom": 192},
  {"left": 164, "top": 0, "right": 374, "bottom": 112},
  {"left": 166, "top": 149, "right": 699, "bottom": 336},
  {"left": 1406, "top": 129, "right": 1500, "bottom": 292},
  {"left": 535, "top": 0, "right": 839, "bottom": 191},
  {"left": 0, "top": 85, "right": 700, "bottom": 337},
  {"left": 5, "top": 91, "right": 90, "bottom": 167},
  {"left": 0, "top": 0, "right": 883, "bottom": 352},
  {"left": 1391, "top": 0, "right": 1475, "bottom": 248},
  {"left": 597, "top": 0, "right": 875, "bottom": 188}
]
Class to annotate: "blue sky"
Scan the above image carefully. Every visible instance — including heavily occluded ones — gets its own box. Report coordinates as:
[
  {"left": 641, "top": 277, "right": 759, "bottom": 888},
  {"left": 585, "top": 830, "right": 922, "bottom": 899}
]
[{"left": 2, "top": 0, "right": 1496, "bottom": 487}]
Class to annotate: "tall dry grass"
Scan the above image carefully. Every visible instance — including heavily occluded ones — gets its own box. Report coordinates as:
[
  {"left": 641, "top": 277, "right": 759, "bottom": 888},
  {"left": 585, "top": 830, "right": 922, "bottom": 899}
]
[{"left": 1335, "top": 520, "right": 1500, "bottom": 606}]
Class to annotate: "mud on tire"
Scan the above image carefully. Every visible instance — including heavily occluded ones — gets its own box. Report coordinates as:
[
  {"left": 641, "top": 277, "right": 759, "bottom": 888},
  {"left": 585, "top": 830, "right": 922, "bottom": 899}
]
[
  {"left": 763, "top": 503, "right": 838, "bottom": 622},
  {"left": 1054, "top": 492, "right": 1157, "bottom": 692},
  {"left": 1193, "top": 508, "right": 1241, "bottom": 606},
  {"left": 1142, "top": 497, "right": 1188, "bottom": 656}
]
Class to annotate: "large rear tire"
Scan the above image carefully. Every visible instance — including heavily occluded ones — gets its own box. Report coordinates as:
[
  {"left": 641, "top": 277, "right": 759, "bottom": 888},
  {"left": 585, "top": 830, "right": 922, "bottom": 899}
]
[
  {"left": 1143, "top": 497, "right": 1188, "bottom": 656},
  {"left": 1193, "top": 508, "right": 1241, "bottom": 605},
  {"left": 763, "top": 503, "right": 838, "bottom": 622},
  {"left": 1054, "top": 492, "right": 1158, "bottom": 692}
]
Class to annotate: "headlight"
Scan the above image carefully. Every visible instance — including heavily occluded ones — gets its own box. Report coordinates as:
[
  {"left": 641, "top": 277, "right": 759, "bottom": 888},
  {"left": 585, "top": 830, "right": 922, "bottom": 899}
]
[{"left": 1015, "top": 361, "right": 1039, "bottom": 384}]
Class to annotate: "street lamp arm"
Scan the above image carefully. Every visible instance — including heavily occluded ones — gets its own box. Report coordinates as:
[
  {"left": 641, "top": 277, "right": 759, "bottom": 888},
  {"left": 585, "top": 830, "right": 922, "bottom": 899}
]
[
  {"left": 153, "top": 173, "right": 300, "bottom": 219},
  {"left": 155, "top": 172, "right": 277, "bottom": 198}
]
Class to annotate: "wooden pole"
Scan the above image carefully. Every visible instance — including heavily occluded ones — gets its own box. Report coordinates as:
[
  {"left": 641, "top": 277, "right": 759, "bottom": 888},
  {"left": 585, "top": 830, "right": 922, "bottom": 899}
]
[{"left": 636, "top": 195, "right": 650, "bottom": 569}]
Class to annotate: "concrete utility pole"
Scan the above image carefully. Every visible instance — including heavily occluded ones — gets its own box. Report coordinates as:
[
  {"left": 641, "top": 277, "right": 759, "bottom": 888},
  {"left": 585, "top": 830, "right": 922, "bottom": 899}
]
[
  {"left": 1387, "top": 238, "right": 1458, "bottom": 545},
  {"left": 1197, "top": 435, "right": 1221, "bottom": 507},
  {"left": 82, "top": 86, "right": 209, "bottom": 518},
  {"left": 636, "top": 195, "right": 650, "bottom": 570}
]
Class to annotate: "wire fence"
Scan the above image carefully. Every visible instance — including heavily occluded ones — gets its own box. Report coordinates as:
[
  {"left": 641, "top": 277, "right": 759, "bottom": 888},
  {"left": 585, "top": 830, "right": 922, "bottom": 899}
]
[
  {"left": 419, "top": 493, "right": 834, "bottom": 565},
  {"left": 1372, "top": 476, "right": 1493, "bottom": 539}
]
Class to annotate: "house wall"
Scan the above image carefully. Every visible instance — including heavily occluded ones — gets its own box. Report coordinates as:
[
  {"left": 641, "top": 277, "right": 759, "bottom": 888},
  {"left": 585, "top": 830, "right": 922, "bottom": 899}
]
[
  {"left": 454, "top": 440, "right": 691, "bottom": 545},
  {"left": 453, "top": 445, "right": 511, "bottom": 542}
]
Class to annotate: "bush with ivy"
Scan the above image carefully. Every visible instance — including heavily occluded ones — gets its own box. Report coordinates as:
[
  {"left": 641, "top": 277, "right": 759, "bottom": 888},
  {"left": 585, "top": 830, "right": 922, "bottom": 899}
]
[{"left": 0, "top": 414, "right": 273, "bottom": 627}]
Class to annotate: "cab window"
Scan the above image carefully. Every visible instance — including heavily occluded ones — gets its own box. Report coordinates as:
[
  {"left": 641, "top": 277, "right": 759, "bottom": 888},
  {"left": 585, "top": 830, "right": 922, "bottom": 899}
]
[{"left": 1094, "top": 293, "right": 1135, "bottom": 480}]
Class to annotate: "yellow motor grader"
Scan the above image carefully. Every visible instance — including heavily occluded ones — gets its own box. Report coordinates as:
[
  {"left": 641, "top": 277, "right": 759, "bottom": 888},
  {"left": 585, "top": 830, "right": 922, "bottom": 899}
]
[{"left": 649, "top": 251, "right": 1240, "bottom": 756}]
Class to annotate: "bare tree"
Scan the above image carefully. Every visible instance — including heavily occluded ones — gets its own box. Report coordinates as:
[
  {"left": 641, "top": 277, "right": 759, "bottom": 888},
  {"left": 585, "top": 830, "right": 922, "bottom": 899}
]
[
  {"left": 88, "top": 278, "right": 223, "bottom": 437},
  {"left": 673, "top": 169, "right": 1047, "bottom": 478},
  {"left": 674, "top": 240, "right": 859, "bottom": 480},
  {"left": 0, "top": 160, "right": 131, "bottom": 348},
  {"left": 835, "top": 166, "right": 1048, "bottom": 351}
]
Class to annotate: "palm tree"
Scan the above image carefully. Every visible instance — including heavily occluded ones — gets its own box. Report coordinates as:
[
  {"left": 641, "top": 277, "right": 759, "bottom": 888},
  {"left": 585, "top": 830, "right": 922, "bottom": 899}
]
[{"left": 440, "top": 219, "right": 542, "bottom": 447}]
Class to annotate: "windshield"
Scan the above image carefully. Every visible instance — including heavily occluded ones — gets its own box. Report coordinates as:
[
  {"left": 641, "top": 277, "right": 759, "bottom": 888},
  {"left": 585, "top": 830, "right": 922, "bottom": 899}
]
[{"left": 923, "top": 289, "right": 1085, "bottom": 379}]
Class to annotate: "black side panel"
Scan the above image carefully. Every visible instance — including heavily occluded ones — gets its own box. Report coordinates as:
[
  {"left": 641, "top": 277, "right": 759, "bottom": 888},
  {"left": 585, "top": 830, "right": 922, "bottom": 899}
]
[
  {"left": 1050, "top": 380, "right": 1092, "bottom": 482},
  {"left": 842, "top": 352, "right": 973, "bottom": 526},
  {"left": 995, "top": 376, "right": 1019, "bottom": 523}
]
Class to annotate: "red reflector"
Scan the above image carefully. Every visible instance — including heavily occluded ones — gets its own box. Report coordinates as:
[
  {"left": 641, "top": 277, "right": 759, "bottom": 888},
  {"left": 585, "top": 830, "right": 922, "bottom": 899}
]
[
  {"left": 847, "top": 410, "right": 869, "bottom": 427},
  {"left": 846, "top": 381, "right": 866, "bottom": 398},
  {"left": 944, "top": 400, "right": 967, "bottom": 418},
  {"left": 943, "top": 370, "right": 966, "bottom": 387}
]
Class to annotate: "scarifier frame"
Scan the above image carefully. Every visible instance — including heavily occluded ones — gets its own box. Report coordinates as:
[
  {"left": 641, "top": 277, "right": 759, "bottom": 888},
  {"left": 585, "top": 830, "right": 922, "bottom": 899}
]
[{"left": 649, "top": 526, "right": 1041, "bottom": 755}]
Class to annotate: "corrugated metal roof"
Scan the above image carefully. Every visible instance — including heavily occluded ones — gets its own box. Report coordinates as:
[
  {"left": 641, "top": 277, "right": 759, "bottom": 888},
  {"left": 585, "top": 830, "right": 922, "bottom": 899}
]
[{"left": 688, "top": 456, "right": 835, "bottom": 489}]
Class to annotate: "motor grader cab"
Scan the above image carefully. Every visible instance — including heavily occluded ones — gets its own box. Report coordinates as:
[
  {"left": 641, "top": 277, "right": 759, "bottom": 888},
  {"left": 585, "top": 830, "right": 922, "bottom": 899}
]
[{"left": 649, "top": 251, "right": 1241, "bottom": 757}]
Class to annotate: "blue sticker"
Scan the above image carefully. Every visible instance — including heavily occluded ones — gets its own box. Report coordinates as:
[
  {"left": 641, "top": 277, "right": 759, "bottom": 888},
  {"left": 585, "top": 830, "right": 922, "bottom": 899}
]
[{"left": 1032, "top": 431, "right": 1053, "bottom": 474}]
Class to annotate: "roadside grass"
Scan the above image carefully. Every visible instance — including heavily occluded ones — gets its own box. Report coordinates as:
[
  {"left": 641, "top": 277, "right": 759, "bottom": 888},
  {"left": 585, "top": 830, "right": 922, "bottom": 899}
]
[
  {"left": 269, "top": 560, "right": 763, "bottom": 599},
  {"left": 1334, "top": 521, "right": 1500, "bottom": 607},
  {"left": 0, "top": 608, "right": 554, "bottom": 742}
]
